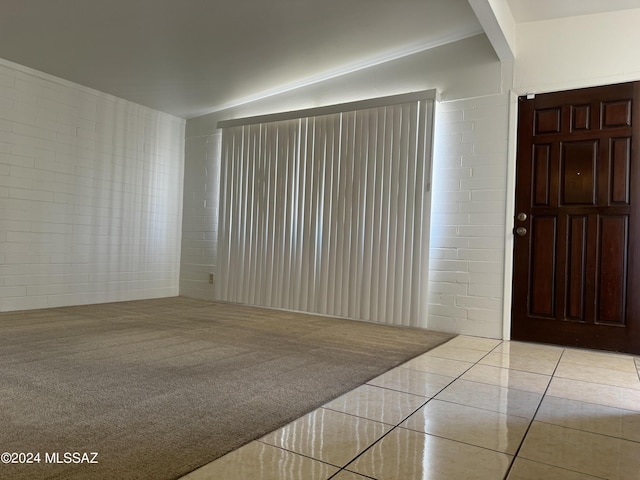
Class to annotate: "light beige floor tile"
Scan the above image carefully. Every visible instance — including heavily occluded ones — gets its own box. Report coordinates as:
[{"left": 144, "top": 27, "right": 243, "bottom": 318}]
[
  {"left": 330, "top": 471, "right": 374, "bottom": 480},
  {"left": 366, "top": 367, "right": 454, "bottom": 397},
  {"left": 423, "top": 345, "right": 490, "bottom": 363},
  {"left": 260, "top": 408, "right": 391, "bottom": 467},
  {"left": 441, "top": 335, "right": 502, "bottom": 352},
  {"left": 323, "top": 384, "right": 427, "bottom": 425},
  {"left": 507, "top": 458, "right": 605, "bottom": 480},
  {"left": 554, "top": 361, "right": 640, "bottom": 390},
  {"left": 519, "top": 422, "right": 640, "bottom": 479},
  {"left": 401, "top": 354, "right": 473, "bottom": 377},
  {"left": 461, "top": 364, "right": 551, "bottom": 394},
  {"left": 479, "top": 351, "right": 559, "bottom": 375},
  {"left": 535, "top": 396, "right": 640, "bottom": 442},
  {"left": 493, "top": 341, "right": 564, "bottom": 362},
  {"left": 401, "top": 399, "right": 529, "bottom": 454},
  {"left": 347, "top": 427, "right": 512, "bottom": 480},
  {"left": 560, "top": 348, "right": 638, "bottom": 373},
  {"left": 179, "top": 441, "right": 338, "bottom": 480},
  {"left": 547, "top": 377, "right": 640, "bottom": 412},
  {"left": 436, "top": 379, "right": 543, "bottom": 418}
]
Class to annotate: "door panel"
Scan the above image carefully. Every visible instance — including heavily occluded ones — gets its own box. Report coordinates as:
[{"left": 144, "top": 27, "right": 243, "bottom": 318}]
[
  {"left": 533, "top": 144, "right": 551, "bottom": 205},
  {"left": 561, "top": 141, "right": 597, "bottom": 205},
  {"left": 598, "top": 215, "right": 628, "bottom": 325},
  {"left": 529, "top": 216, "right": 557, "bottom": 317},
  {"left": 566, "top": 215, "right": 587, "bottom": 321},
  {"left": 512, "top": 82, "right": 640, "bottom": 354},
  {"left": 611, "top": 137, "right": 631, "bottom": 203}
]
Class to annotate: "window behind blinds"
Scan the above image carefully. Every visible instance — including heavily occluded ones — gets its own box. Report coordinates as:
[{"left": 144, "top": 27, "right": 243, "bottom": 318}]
[{"left": 217, "top": 91, "right": 436, "bottom": 327}]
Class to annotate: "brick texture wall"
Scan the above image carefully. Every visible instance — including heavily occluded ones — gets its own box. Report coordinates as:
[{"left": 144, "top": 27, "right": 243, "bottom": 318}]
[
  {"left": 179, "top": 133, "right": 220, "bottom": 300},
  {"left": 0, "top": 60, "right": 185, "bottom": 311},
  {"left": 429, "top": 93, "right": 509, "bottom": 337}
]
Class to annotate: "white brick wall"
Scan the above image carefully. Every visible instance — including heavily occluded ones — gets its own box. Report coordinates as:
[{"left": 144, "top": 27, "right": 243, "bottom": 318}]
[
  {"left": 179, "top": 133, "right": 220, "bottom": 300},
  {"left": 428, "top": 93, "right": 509, "bottom": 338},
  {"left": 0, "top": 60, "right": 185, "bottom": 312}
]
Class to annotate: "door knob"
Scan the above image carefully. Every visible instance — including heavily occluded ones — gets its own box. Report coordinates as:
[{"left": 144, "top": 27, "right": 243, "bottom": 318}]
[
  {"left": 516, "top": 212, "right": 528, "bottom": 221},
  {"left": 515, "top": 227, "right": 527, "bottom": 236}
]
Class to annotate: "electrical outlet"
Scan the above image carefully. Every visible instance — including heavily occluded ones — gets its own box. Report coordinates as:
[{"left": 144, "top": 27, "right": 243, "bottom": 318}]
[{"left": 208, "top": 273, "right": 214, "bottom": 284}]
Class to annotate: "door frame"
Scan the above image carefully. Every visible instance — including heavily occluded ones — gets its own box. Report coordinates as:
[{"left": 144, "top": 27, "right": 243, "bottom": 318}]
[{"left": 503, "top": 91, "right": 519, "bottom": 341}]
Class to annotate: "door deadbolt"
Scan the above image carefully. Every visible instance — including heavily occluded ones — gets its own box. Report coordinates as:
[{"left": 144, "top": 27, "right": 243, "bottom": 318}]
[
  {"left": 515, "top": 227, "right": 527, "bottom": 236},
  {"left": 516, "top": 212, "right": 528, "bottom": 221}
]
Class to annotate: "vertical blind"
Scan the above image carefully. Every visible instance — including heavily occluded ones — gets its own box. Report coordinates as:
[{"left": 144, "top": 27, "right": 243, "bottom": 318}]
[{"left": 216, "top": 91, "right": 436, "bottom": 327}]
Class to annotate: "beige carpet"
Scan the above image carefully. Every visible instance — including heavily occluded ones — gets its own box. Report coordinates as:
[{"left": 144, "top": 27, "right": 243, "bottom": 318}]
[{"left": 0, "top": 297, "right": 454, "bottom": 480}]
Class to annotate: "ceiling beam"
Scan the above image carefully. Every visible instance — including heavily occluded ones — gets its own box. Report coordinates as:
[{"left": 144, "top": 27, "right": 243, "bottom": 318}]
[{"left": 467, "top": 0, "right": 516, "bottom": 60}]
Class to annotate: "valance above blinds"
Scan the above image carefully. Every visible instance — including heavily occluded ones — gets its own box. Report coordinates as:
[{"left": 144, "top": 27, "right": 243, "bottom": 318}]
[{"left": 216, "top": 91, "right": 436, "bottom": 327}]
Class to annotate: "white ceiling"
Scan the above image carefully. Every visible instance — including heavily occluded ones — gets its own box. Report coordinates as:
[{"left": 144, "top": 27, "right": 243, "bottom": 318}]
[
  {"left": 0, "top": 0, "right": 637, "bottom": 119},
  {"left": 506, "top": 0, "right": 640, "bottom": 23}
]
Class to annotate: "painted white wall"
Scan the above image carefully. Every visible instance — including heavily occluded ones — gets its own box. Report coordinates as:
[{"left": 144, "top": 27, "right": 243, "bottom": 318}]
[
  {"left": 180, "top": 34, "right": 512, "bottom": 337},
  {"left": 514, "top": 8, "right": 640, "bottom": 95},
  {"left": 0, "top": 59, "right": 186, "bottom": 312}
]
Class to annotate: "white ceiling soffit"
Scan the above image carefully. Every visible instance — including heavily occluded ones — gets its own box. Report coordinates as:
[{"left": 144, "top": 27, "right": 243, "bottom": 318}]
[
  {"left": 507, "top": 0, "right": 640, "bottom": 23},
  {"left": 467, "top": 0, "right": 515, "bottom": 61},
  {"left": 0, "top": 0, "right": 483, "bottom": 119}
]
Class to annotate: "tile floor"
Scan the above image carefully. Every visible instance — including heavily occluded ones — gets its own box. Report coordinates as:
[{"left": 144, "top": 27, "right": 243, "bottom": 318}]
[{"left": 180, "top": 336, "right": 640, "bottom": 480}]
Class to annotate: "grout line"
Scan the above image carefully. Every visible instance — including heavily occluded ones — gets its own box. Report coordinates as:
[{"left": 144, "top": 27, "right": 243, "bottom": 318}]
[
  {"left": 507, "top": 458, "right": 608, "bottom": 480},
  {"left": 336, "top": 389, "right": 450, "bottom": 462},
  {"left": 328, "top": 468, "right": 377, "bottom": 480},
  {"left": 531, "top": 417, "right": 640, "bottom": 445},
  {"left": 255, "top": 439, "right": 343, "bottom": 470},
  {"left": 502, "top": 346, "right": 566, "bottom": 479},
  {"left": 429, "top": 394, "right": 536, "bottom": 420},
  {"left": 397, "top": 424, "right": 521, "bottom": 457}
]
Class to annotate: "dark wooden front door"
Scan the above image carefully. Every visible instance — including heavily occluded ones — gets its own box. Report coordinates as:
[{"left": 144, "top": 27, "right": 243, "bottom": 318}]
[{"left": 511, "top": 82, "right": 640, "bottom": 354}]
